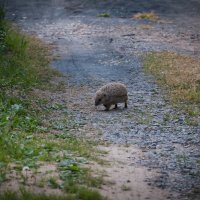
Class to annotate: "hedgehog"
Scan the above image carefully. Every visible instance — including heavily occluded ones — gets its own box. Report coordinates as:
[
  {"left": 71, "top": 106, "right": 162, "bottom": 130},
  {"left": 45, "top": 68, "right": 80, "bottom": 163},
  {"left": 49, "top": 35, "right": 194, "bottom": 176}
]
[{"left": 95, "top": 82, "right": 128, "bottom": 111}]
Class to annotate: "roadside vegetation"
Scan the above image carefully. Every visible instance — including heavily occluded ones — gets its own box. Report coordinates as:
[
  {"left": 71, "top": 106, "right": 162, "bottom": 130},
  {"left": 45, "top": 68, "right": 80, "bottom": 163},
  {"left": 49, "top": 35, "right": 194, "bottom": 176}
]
[
  {"left": 0, "top": 7, "right": 103, "bottom": 200},
  {"left": 98, "top": 13, "right": 110, "bottom": 17},
  {"left": 143, "top": 51, "right": 200, "bottom": 125},
  {"left": 133, "top": 11, "right": 159, "bottom": 21}
]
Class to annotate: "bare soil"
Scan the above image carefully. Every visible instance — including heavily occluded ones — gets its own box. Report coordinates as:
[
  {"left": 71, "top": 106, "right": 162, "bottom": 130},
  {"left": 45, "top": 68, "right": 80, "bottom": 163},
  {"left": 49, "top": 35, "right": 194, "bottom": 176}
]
[{"left": 95, "top": 145, "right": 176, "bottom": 200}]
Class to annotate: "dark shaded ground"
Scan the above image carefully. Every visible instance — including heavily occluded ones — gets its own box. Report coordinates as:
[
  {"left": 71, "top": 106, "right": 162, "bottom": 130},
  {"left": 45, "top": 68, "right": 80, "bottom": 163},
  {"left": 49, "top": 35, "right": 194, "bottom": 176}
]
[{"left": 2, "top": 0, "right": 200, "bottom": 199}]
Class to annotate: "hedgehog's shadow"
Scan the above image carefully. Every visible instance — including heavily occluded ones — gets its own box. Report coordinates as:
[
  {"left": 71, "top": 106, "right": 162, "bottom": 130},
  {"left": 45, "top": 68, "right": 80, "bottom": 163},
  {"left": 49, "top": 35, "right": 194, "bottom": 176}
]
[{"left": 94, "top": 106, "right": 127, "bottom": 112}]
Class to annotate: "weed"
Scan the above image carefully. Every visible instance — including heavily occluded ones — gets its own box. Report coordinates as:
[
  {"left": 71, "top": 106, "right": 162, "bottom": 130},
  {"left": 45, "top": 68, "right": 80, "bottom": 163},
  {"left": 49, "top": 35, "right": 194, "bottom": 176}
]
[
  {"left": 98, "top": 13, "right": 110, "bottom": 17},
  {"left": 59, "top": 162, "right": 103, "bottom": 189},
  {"left": 163, "top": 113, "right": 171, "bottom": 122},
  {"left": 137, "top": 24, "right": 153, "bottom": 30},
  {"left": 133, "top": 11, "right": 159, "bottom": 21},
  {"left": 196, "top": 160, "right": 200, "bottom": 167},
  {"left": 192, "top": 188, "right": 200, "bottom": 193},
  {"left": 64, "top": 182, "right": 103, "bottom": 200},
  {"left": 37, "top": 178, "right": 45, "bottom": 188},
  {"left": 77, "top": 186, "right": 102, "bottom": 200},
  {"left": 0, "top": 190, "right": 75, "bottom": 200},
  {"left": 187, "top": 188, "right": 200, "bottom": 200},
  {"left": 0, "top": 162, "right": 7, "bottom": 184},
  {"left": 48, "top": 177, "right": 60, "bottom": 189}
]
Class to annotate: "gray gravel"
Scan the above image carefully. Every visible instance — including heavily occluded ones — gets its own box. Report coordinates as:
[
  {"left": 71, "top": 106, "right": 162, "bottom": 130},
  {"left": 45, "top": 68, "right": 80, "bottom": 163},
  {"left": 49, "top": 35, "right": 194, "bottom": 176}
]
[{"left": 4, "top": 0, "right": 200, "bottom": 199}]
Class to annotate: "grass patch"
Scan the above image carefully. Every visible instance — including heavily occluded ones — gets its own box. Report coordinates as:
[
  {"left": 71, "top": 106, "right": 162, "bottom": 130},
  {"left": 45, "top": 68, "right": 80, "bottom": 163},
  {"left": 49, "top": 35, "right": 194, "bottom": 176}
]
[
  {"left": 188, "top": 188, "right": 200, "bottom": 199},
  {"left": 143, "top": 51, "right": 200, "bottom": 121},
  {"left": 58, "top": 156, "right": 103, "bottom": 190},
  {"left": 98, "top": 13, "right": 110, "bottom": 17},
  {"left": 64, "top": 183, "right": 103, "bottom": 200},
  {"left": 0, "top": 26, "right": 56, "bottom": 90},
  {"left": 191, "top": 188, "right": 200, "bottom": 194},
  {"left": 133, "top": 11, "right": 159, "bottom": 21},
  {"left": 48, "top": 177, "right": 60, "bottom": 189},
  {"left": 137, "top": 24, "right": 152, "bottom": 30},
  {"left": 0, "top": 190, "right": 74, "bottom": 200}
]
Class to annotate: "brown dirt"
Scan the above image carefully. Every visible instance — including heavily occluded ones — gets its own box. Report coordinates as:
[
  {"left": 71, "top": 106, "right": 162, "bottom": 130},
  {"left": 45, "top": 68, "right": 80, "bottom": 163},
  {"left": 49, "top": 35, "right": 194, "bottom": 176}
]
[{"left": 93, "top": 145, "right": 177, "bottom": 200}]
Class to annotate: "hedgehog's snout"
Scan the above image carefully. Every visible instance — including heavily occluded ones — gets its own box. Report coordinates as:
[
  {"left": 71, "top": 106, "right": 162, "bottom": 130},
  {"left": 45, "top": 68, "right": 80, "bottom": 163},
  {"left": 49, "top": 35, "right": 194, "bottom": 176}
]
[
  {"left": 95, "top": 98, "right": 101, "bottom": 106},
  {"left": 95, "top": 99, "right": 98, "bottom": 106}
]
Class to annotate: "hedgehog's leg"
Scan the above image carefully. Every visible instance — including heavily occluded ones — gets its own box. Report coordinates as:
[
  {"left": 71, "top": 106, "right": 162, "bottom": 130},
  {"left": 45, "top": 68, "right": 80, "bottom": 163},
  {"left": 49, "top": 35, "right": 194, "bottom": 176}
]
[
  {"left": 114, "top": 104, "right": 118, "bottom": 109},
  {"left": 104, "top": 104, "right": 110, "bottom": 111},
  {"left": 125, "top": 101, "right": 127, "bottom": 108}
]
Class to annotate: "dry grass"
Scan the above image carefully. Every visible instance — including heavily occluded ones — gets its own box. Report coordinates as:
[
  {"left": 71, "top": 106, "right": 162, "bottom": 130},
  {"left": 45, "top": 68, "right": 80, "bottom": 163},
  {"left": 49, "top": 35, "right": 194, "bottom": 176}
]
[
  {"left": 133, "top": 11, "right": 159, "bottom": 21},
  {"left": 137, "top": 24, "right": 153, "bottom": 30},
  {"left": 144, "top": 52, "right": 200, "bottom": 119}
]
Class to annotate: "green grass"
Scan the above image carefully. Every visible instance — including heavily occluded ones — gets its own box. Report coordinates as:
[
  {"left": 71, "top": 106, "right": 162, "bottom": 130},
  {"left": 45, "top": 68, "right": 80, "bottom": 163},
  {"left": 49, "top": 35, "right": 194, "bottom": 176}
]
[
  {"left": 143, "top": 51, "right": 200, "bottom": 124},
  {"left": 0, "top": 7, "right": 103, "bottom": 199},
  {"left": 0, "top": 190, "right": 75, "bottom": 200},
  {"left": 48, "top": 177, "right": 60, "bottom": 189},
  {"left": 60, "top": 164, "right": 103, "bottom": 189},
  {"left": 64, "top": 183, "right": 103, "bottom": 200},
  {"left": 98, "top": 13, "right": 110, "bottom": 17},
  {"left": 0, "top": 6, "right": 55, "bottom": 164},
  {"left": 0, "top": 27, "right": 55, "bottom": 90}
]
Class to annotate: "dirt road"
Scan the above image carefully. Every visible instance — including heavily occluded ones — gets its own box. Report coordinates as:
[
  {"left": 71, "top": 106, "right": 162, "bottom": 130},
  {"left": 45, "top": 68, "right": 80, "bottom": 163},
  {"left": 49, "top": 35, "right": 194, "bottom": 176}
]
[{"left": 4, "top": 0, "right": 200, "bottom": 199}]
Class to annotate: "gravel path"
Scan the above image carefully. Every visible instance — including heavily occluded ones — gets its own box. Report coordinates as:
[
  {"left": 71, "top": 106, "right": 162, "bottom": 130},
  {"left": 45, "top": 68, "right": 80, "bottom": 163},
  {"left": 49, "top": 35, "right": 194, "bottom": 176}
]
[{"left": 4, "top": 0, "right": 200, "bottom": 199}]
